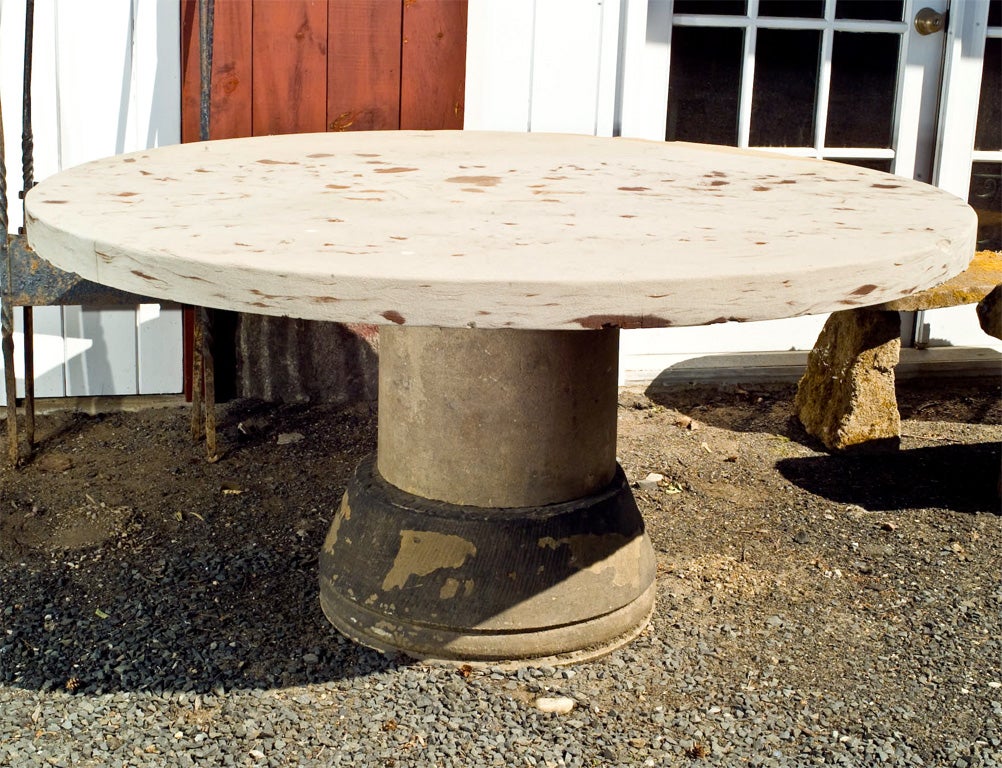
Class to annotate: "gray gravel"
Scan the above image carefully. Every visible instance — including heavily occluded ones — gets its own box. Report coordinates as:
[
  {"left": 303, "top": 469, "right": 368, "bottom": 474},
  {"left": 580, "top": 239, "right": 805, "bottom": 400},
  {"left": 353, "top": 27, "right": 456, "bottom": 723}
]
[
  {"left": 1, "top": 389, "right": 1001, "bottom": 768},
  {"left": 3, "top": 536, "right": 999, "bottom": 768}
]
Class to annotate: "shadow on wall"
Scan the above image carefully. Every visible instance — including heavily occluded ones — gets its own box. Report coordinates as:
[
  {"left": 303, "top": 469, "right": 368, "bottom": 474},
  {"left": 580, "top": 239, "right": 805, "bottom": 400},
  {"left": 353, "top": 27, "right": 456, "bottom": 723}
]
[{"left": 235, "top": 317, "right": 380, "bottom": 405}]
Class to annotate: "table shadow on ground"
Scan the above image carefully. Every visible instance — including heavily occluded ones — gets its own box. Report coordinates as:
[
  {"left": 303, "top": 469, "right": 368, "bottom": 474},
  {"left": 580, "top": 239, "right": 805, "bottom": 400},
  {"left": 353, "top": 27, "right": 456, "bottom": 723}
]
[
  {"left": 644, "top": 377, "right": 1002, "bottom": 437},
  {"left": 0, "top": 403, "right": 407, "bottom": 696},
  {"left": 776, "top": 441, "right": 1002, "bottom": 514},
  {"left": 0, "top": 533, "right": 410, "bottom": 695}
]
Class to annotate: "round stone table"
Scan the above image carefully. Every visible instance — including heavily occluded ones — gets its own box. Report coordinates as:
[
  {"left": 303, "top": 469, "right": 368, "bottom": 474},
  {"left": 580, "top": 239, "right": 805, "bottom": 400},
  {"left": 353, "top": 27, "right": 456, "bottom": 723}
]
[{"left": 25, "top": 131, "right": 977, "bottom": 662}]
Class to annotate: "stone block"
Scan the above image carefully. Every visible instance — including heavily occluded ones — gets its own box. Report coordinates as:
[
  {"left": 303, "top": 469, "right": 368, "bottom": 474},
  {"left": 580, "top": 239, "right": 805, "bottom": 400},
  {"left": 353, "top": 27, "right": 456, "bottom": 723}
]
[
  {"left": 977, "top": 284, "right": 1002, "bottom": 340},
  {"left": 795, "top": 308, "right": 901, "bottom": 451}
]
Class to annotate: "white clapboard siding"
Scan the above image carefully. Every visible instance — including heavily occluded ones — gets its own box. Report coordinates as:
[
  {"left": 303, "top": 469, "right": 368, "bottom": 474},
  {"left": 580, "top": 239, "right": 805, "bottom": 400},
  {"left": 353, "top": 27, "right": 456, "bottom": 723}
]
[{"left": 0, "top": 0, "right": 182, "bottom": 406}]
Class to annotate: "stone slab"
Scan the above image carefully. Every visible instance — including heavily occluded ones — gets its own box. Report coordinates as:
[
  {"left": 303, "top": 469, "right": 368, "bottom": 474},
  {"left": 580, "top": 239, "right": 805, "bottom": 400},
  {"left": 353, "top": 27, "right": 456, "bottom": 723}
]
[
  {"left": 878, "top": 250, "right": 1002, "bottom": 311},
  {"left": 25, "top": 131, "right": 977, "bottom": 331}
]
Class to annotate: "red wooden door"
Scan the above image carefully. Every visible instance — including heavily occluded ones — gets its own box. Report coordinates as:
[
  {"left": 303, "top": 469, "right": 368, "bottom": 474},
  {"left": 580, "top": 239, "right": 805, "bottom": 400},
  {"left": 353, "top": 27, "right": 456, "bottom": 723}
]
[
  {"left": 181, "top": 0, "right": 467, "bottom": 141},
  {"left": 179, "top": 0, "right": 468, "bottom": 398}
]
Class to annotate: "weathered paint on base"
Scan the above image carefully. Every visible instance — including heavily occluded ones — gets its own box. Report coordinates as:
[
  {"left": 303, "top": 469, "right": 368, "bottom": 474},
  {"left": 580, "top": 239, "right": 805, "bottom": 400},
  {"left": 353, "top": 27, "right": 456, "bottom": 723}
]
[{"left": 319, "top": 457, "right": 656, "bottom": 662}]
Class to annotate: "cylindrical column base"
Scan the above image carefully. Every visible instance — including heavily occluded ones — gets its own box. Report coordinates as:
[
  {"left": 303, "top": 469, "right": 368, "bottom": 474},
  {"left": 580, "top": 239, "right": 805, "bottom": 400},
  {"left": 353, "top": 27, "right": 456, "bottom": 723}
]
[
  {"left": 377, "top": 326, "right": 619, "bottom": 507},
  {"left": 319, "top": 457, "right": 656, "bottom": 663}
]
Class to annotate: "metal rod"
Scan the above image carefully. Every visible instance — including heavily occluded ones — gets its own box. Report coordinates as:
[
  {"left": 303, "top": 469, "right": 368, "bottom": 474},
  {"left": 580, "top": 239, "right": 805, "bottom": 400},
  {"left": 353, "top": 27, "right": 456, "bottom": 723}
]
[
  {"left": 21, "top": 0, "right": 35, "bottom": 202},
  {"left": 199, "top": 0, "right": 215, "bottom": 143},
  {"left": 201, "top": 307, "right": 218, "bottom": 463},
  {"left": 191, "top": 312, "right": 204, "bottom": 439},
  {"left": 195, "top": 0, "right": 219, "bottom": 461},
  {"left": 23, "top": 306, "right": 33, "bottom": 448},
  {"left": 1, "top": 90, "right": 19, "bottom": 466},
  {"left": 20, "top": 0, "right": 36, "bottom": 458}
]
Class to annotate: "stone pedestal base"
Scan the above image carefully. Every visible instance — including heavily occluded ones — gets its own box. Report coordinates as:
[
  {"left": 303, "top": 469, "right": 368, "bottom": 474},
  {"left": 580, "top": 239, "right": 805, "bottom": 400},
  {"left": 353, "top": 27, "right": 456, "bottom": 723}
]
[
  {"left": 319, "top": 458, "right": 656, "bottom": 662},
  {"left": 319, "top": 326, "right": 656, "bottom": 662}
]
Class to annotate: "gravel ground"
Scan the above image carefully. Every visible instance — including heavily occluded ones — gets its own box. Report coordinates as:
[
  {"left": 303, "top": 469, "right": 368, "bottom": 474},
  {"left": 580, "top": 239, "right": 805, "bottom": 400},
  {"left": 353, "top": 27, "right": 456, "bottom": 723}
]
[{"left": 1, "top": 379, "right": 1000, "bottom": 767}]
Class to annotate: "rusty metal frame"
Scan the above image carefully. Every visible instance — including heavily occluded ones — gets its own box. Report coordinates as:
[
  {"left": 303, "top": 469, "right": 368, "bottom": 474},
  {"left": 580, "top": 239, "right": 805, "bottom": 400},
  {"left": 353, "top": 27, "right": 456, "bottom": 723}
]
[{"left": 2, "top": 0, "right": 218, "bottom": 466}]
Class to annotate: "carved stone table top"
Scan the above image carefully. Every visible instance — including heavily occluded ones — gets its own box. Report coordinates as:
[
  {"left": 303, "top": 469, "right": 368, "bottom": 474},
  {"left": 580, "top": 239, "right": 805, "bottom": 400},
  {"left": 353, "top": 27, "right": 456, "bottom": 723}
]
[{"left": 25, "top": 131, "right": 977, "bottom": 330}]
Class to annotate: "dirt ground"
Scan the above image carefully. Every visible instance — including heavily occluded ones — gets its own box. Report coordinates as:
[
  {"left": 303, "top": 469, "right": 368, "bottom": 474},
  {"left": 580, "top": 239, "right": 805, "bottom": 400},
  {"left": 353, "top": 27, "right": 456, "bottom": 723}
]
[{"left": 1, "top": 378, "right": 1000, "bottom": 728}]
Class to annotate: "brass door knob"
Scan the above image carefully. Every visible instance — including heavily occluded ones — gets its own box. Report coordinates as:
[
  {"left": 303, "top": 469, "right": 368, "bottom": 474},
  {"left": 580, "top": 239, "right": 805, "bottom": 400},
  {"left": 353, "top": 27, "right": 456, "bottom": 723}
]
[{"left": 914, "top": 7, "right": 946, "bottom": 35}]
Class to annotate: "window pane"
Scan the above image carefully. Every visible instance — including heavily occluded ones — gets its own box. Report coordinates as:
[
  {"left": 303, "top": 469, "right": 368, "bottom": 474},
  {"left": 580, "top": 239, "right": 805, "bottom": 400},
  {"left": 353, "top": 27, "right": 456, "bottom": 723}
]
[
  {"left": 989, "top": 0, "right": 1001, "bottom": 28},
  {"left": 829, "top": 158, "right": 893, "bottom": 173},
  {"left": 673, "top": 0, "right": 747, "bottom": 15},
  {"left": 826, "top": 32, "right": 899, "bottom": 148},
  {"left": 835, "top": 0, "right": 903, "bottom": 21},
  {"left": 969, "top": 163, "right": 1002, "bottom": 251},
  {"left": 750, "top": 29, "right": 819, "bottom": 147},
  {"left": 758, "top": 0, "right": 823, "bottom": 18},
  {"left": 975, "top": 38, "right": 1001, "bottom": 151},
  {"left": 666, "top": 26, "right": 743, "bottom": 145}
]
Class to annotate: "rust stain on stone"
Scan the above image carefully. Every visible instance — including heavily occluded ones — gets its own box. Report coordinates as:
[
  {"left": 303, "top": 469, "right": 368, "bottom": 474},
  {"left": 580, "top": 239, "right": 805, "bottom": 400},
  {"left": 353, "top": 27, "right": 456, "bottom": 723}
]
[
  {"left": 851, "top": 284, "right": 879, "bottom": 296},
  {"left": 382, "top": 310, "right": 406, "bottom": 325},
  {"left": 307, "top": 153, "right": 335, "bottom": 158},
  {"left": 871, "top": 183, "right": 901, "bottom": 189},
  {"left": 753, "top": 186, "right": 770, "bottom": 192},
  {"left": 382, "top": 531, "right": 477, "bottom": 592},
  {"left": 618, "top": 186, "right": 650, "bottom": 192},
  {"left": 326, "top": 184, "right": 351, "bottom": 189},
  {"left": 446, "top": 175, "right": 501, "bottom": 186},
  {"left": 374, "top": 167, "right": 419, "bottom": 174},
  {"left": 42, "top": 199, "right": 69, "bottom": 204},
  {"left": 256, "top": 159, "right": 299, "bottom": 165},
  {"left": 573, "top": 314, "right": 672, "bottom": 330}
]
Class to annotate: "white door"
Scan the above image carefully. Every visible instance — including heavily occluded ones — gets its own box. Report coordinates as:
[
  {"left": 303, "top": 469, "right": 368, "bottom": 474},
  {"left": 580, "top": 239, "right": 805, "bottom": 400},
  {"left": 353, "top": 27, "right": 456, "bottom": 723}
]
[
  {"left": 918, "top": 0, "right": 1000, "bottom": 348},
  {"left": 0, "top": 0, "right": 183, "bottom": 406}
]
